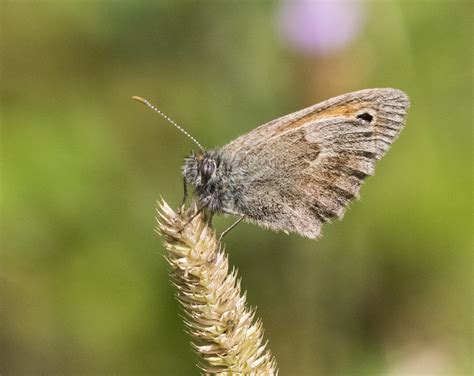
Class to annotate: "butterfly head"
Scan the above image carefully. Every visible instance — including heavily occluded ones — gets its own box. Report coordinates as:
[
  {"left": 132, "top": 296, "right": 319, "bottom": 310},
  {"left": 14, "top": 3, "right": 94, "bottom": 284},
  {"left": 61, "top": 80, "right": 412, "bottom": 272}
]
[
  {"left": 182, "top": 150, "right": 233, "bottom": 212},
  {"left": 183, "top": 150, "right": 220, "bottom": 188}
]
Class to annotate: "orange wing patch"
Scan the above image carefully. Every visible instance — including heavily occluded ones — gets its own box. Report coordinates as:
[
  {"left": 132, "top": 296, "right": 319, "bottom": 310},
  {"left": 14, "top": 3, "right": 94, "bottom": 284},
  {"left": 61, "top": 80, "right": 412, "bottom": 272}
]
[{"left": 277, "top": 103, "right": 363, "bottom": 132}]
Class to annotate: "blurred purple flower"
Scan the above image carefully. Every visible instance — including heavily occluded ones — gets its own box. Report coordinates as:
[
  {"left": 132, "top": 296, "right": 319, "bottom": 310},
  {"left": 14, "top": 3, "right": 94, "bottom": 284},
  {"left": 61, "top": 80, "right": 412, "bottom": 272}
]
[{"left": 278, "top": 0, "right": 365, "bottom": 56}]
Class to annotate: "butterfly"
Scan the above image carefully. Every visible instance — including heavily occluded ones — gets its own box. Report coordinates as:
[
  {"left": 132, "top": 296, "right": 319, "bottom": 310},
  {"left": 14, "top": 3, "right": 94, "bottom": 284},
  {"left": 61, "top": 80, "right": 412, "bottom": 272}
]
[{"left": 135, "top": 88, "right": 409, "bottom": 239}]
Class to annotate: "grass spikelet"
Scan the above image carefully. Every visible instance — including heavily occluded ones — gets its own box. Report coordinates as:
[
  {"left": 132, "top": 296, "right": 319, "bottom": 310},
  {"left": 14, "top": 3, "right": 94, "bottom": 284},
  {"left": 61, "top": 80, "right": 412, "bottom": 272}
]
[{"left": 156, "top": 200, "right": 278, "bottom": 375}]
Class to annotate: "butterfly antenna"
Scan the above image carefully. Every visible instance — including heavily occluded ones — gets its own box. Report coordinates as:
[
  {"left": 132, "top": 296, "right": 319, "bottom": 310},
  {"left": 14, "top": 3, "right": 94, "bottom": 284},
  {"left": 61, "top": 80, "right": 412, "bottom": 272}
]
[{"left": 132, "top": 96, "right": 204, "bottom": 150}]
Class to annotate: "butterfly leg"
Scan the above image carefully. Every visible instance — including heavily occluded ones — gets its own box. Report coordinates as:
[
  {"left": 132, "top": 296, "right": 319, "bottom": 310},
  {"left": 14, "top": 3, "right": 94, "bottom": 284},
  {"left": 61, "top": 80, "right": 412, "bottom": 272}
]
[
  {"left": 178, "top": 206, "right": 204, "bottom": 233},
  {"left": 218, "top": 215, "right": 245, "bottom": 243},
  {"left": 180, "top": 177, "right": 188, "bottom": 208}
]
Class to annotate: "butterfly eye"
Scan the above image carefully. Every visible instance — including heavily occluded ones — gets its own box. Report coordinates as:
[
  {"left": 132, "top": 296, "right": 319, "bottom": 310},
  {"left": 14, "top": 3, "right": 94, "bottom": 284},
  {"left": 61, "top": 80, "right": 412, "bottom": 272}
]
[{"left": 201, "top": 160, "right": 215, "bottom": 179}]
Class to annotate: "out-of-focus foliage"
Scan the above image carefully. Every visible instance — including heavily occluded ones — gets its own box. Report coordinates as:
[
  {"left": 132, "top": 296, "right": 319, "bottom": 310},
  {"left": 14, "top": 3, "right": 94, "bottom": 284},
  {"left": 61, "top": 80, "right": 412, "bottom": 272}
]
[{"left": 1, "top": 1, "right": 471, "bottom": 375}]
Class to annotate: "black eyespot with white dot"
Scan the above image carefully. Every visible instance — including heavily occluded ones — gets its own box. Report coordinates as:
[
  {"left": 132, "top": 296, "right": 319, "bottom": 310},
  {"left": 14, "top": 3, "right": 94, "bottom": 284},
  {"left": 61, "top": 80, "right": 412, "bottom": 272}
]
[{"left": 357, "top": 112, "right": 373, "bottom": 123}]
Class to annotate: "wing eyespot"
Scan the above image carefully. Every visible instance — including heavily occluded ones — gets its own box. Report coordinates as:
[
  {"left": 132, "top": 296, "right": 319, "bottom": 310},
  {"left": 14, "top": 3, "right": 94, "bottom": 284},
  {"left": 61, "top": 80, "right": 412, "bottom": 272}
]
[{"left": 356, "top": 112, "right": 373, "bottom": 123}]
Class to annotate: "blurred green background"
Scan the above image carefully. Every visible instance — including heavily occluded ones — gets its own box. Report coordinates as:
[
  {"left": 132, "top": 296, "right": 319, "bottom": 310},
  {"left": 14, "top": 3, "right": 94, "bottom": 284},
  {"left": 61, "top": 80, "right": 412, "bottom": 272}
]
[{"left": 1, "top": 1, "right": 472, "bottom": 375}]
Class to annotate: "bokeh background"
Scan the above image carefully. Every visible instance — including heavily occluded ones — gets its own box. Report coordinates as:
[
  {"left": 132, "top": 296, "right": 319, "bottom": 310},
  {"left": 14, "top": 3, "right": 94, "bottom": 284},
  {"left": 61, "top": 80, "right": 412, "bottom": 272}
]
[{"left": 1, "top": 1, "right": 472, "bottom": 375}]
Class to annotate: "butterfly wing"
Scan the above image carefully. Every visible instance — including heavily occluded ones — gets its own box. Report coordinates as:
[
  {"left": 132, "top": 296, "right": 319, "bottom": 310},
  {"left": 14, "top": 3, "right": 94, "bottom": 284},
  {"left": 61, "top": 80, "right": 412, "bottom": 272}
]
[{"left": 221, "top": 88, "right": 410, "bottom": 238}]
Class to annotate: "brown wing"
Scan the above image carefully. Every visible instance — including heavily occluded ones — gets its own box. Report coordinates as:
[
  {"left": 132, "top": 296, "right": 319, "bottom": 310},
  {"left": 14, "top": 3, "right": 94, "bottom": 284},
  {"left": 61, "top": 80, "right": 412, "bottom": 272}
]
[{"left": 221, "top": 88, "right": 410, "bottom": 238}]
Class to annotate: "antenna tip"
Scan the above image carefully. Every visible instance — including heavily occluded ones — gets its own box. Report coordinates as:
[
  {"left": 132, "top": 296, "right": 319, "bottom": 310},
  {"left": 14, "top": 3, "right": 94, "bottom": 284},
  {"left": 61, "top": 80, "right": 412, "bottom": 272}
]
[{"left": 132, "top": 96, "right": 147, "bottom": 104}]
